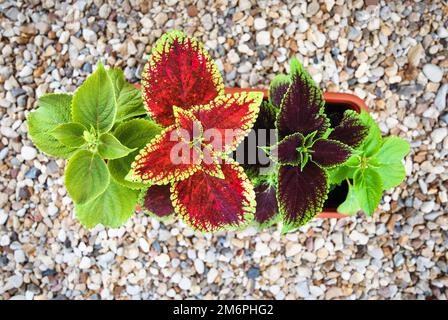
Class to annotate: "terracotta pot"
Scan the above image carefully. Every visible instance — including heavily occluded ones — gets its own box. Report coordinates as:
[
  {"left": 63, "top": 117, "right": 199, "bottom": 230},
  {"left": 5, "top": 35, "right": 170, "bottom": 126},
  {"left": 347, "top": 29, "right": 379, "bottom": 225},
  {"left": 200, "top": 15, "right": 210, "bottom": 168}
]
[{"left": 224, "top": 87, "right": 368, "bottom": 219}]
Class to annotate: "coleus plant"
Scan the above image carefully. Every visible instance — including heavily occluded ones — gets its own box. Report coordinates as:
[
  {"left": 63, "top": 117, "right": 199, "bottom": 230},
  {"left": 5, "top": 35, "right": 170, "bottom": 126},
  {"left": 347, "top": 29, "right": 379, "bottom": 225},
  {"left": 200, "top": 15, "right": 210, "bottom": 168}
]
[
  {"left": 27, "top": 63, "right": 162, "bottom": 227},
  {"left": 329, "top": 111, "right": 410, "bottom": 215},
  {"left": 125, "top": 30, "right": 264, "bottom": 232},
  {"left": 254, "top": 58, "right": 369, "bottom": 232}
]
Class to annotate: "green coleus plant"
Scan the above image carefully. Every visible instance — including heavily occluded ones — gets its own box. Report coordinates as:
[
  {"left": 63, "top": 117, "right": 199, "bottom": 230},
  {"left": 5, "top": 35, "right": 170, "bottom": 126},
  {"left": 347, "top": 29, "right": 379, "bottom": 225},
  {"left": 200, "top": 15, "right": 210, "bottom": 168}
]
[
  {"left": 27, "top": 63, "right": 161, "bottom": 227},
  {"left": 329, "top": 111, "right": 410, "bottom": 215}
]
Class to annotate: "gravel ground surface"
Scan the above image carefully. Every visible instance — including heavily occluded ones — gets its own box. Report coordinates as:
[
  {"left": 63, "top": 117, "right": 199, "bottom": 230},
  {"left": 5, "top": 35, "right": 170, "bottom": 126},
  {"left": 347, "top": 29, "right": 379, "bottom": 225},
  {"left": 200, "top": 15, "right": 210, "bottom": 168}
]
[{"left": 1, "top": 0, "right": 447, "bottom": 300}]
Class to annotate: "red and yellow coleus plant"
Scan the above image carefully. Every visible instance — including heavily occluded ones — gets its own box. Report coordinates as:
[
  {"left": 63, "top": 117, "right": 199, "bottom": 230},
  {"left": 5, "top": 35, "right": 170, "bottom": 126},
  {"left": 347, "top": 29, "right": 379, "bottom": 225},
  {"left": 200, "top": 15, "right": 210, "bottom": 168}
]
[{"left": 126, "top": 30, "right": 263, "bottom": 232}]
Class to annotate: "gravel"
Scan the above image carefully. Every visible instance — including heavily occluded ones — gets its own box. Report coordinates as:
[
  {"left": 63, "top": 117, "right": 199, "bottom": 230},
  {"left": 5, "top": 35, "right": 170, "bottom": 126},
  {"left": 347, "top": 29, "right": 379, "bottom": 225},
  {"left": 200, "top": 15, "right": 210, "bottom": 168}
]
[{"left": 0, "top": 0, "right": 447, "bottom": 301}]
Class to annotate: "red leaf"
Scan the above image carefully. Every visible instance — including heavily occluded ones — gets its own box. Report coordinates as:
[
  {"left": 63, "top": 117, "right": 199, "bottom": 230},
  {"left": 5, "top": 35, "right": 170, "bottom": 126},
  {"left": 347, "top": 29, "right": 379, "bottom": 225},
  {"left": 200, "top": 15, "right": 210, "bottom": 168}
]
[
  {"left": 127, "top": 126, "right": 201, "bottom": 185},
  {"left": 142, "top": 30, "right": 224, "bottom": 126},
  {"left": 171, "top": 159, "right": 255, "bottom": 232},
  {"left": 191, "top": 92, "right": 263, "bottom": 154},
  {"left": 139, "top": 185, "right": 174, "bottom": 218}
]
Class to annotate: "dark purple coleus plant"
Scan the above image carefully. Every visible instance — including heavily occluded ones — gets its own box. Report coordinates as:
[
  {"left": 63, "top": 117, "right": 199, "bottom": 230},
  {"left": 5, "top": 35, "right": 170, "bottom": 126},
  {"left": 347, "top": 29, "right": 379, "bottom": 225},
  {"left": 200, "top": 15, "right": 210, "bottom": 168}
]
[{"left": 258, "top": 58, "right": 368, "bottom": 232}]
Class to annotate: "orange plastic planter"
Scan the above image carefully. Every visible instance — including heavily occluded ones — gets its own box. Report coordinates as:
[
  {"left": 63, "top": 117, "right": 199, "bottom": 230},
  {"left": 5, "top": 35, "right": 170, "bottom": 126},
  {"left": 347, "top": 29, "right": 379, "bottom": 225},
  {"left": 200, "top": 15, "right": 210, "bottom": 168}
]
[{"left": 224, "top": 87, "right": 368, "bottom": 219}]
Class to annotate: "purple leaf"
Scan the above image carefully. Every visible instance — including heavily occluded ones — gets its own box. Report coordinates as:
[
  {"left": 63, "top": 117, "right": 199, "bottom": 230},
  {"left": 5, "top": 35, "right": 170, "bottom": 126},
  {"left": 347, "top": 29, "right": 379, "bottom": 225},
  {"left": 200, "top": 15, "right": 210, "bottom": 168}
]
[
  {"left": 277, "top": 162, "right": 328, "bottom": 229},
  {"left": 139, "top": 185, "right": 174, "bottom": 218},
  {"left": 275, "top": 132, "right": 304, "bottom": 165},
  {"left": 254, "top": 183, "right": 279, "bottom": 225},
  {"left": 269, "top": 74, "right": 290, "bottom": 108},
  {"left": 329, "top": 110, "right": 369, "bottom": 148},
  {"left": 276, "top": 71, "right": 328, "bottom": 139},
  {"left": 311, "top": 139, "right": 351, "bottom": 168}
]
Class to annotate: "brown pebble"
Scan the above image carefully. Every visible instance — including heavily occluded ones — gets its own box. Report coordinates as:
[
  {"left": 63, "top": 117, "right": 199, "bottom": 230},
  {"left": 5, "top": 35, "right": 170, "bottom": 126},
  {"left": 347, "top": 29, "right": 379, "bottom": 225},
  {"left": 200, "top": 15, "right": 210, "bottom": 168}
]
[
  {"left": 48, "top": 31, "right": 56, "bottom": 40},
  {"left": 187, "top": 5, "right": 198, "bottom": 17},
  {"left": 33, "top": 66, "right": 45, "bottom": 77}
]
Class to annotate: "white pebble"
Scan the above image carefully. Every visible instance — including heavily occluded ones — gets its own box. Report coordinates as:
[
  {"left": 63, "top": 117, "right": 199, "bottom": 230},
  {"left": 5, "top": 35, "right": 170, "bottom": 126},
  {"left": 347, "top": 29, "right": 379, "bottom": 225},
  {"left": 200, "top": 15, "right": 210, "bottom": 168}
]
[
  {"left": 139, "top": 238, "right": 149, "bottom": 253},
  {"left": 434, "top": 83, "right": 448, "bottom": 111},
  {"left": 431, "top": 128, "right": 447, "bottom": 144},
  {"left": 0, "top": 209, "right": 8, "bottom": 225},
  {"left": 207, "top": 268, "right": 218, "bottom": 284},
  {"left": 19, "top": 66, "right": 33, "bottom": 77},
  {"left": 350, "top": 230, "right": 369, "bottom": 245},
  {"left": 126, "top": 285, "right": 140, "bottom": 295},
  {"left": 194, "top": 259, "right": 205, "bottom": 274},
  {"left": 154, "top": 253, "right": 170, "bottom": 268},
  {"left": 256, "top": 31, "right": 271, "bottom": 46},
  {"left": 82, "top": 29, "right": 97, "bottom": 43},
  {"left": 423, "top": 64, "right": 443, "bottom": 82},
  {"left": 179, "top": 277, "right": 191, "bottom": 290},
  {"left": 254, "top": 18, "right": 267, "bottom": 30},
  {"left": 79, "top": 257, "right": 91, "bottom": 269},
  {"left": 21, "top": 146, "right": 37, "bottom": 160}
]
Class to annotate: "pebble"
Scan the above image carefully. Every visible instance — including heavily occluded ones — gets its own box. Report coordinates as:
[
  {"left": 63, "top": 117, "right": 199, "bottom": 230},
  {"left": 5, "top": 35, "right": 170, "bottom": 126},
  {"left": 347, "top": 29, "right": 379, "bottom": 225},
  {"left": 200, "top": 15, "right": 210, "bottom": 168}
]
[
  {"left": 434, "top": 84, "right": 448, "bottom": 111},
  {"left": 20, "top": 146, "right": 37, "bottom": 161},
  {"left": 79, "top": 257, "right": 91, "bottom": 269},
  {"left": 285, "top": 243, "right": 301, "bottom": 257},
  {"left": 256, "top": 31, "right": 271, "bottom": 46},
  {"left": 82, "top": 29, "right": 97, "bottom": 43},
  {"left": 14, "top": 250, "right": 26, "bottom": 264},
  {"left": 407, "top": 44, "right": 425, "bottom": 66},
  {"left": 431, "top": 128, "right": 447, "bottom": 144},
  {"left": 207, "top": 268, "right": 219, "bottom": 284},
  {"left": 0, "top": 210, "right": 8, "bottom": 225},
  {"left": 247, "top": 267, "right": 260, "bottom": 279},
  {"left": 194, "top": 259, "right": 205, "bottom": 274},
  {"left": 155, "top": 254, "right": 170, "bottom": 268},
  {"left": 138, "top": 238, "right": 149, "bottom": 253},
  {"left": 254, "top": 18, "right": 267, "bottom": 31},
  {"left": 179, "top": 277, "right": 191, "bottom": 290},
  {"left": 393, "top": 253, "right": 405, "bottom": 267},
  {"left": 368, "top": 248, "right": 384, "bottom": 260},
  {"left": 228, "top": 50, "right": 240, "bottom": 64},
  {"left": 422, "top": 64, "right": 443, "bottom": 82},
  {"left": 349, "top": 230, "right": 369, "bottom": 245},
  {"left": 7, "top": 275, "right": 23, "bottom": 290}
]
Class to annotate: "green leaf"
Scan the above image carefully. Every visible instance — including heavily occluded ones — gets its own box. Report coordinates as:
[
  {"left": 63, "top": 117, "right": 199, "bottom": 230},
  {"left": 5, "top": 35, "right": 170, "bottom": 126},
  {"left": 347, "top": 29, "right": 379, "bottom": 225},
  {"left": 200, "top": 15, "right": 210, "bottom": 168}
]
[
  {"left": 353, "top": 168, "right": 383, "bottom": 215},
  {"left": 27, "top": 94, "right": 77, "bottom": 158},
  {"left": 375, "top": 136, "right": 410, "bottom": 164},
  {"left": 97, "top": 132, "right": 135, "bottom": 160},
  {"left": 374, "top": 162, "right": 406, "bottom": 190},
  {"left": 337, "top": 182, "right": 360, "bottom": 215},
  {"left": 345, "top": 154, "right": 361, "bottom": 167},
  {"left": 329, "top": 166, "right": 352, "bottom": 185},
  {"left": 290, "top": 56, "right": 301, "bottom": 76},
  {"left": 65, "top": 150, "right": 110, "bottom": 204},
  {"left": 107, "top": 68, "right": 146, "bottom": 123},
  {"left": 50, "top": 122, "right": 87, "bottom": 147},
  {"left": 72, "top": 63, "right": 116, "bottom": 133},
  {"left": 75, "top": 179, "right": 138, "bottom": 228},
  {"left": 113, "top": 118, "right": 161, "bottom": 149},
  {"left": 359, "top": 110, "right": 382, "bottom": 157},
  {"left": 108, "top": 118, "right": 162, "bottom": 189}
]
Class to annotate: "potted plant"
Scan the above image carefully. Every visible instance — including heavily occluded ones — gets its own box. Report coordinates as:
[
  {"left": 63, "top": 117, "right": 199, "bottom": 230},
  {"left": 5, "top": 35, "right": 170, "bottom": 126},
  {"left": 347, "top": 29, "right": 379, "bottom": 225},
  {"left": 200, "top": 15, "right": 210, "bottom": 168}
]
[{"left": 27, "top": 30, "right": 409, "bottom": 233}]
